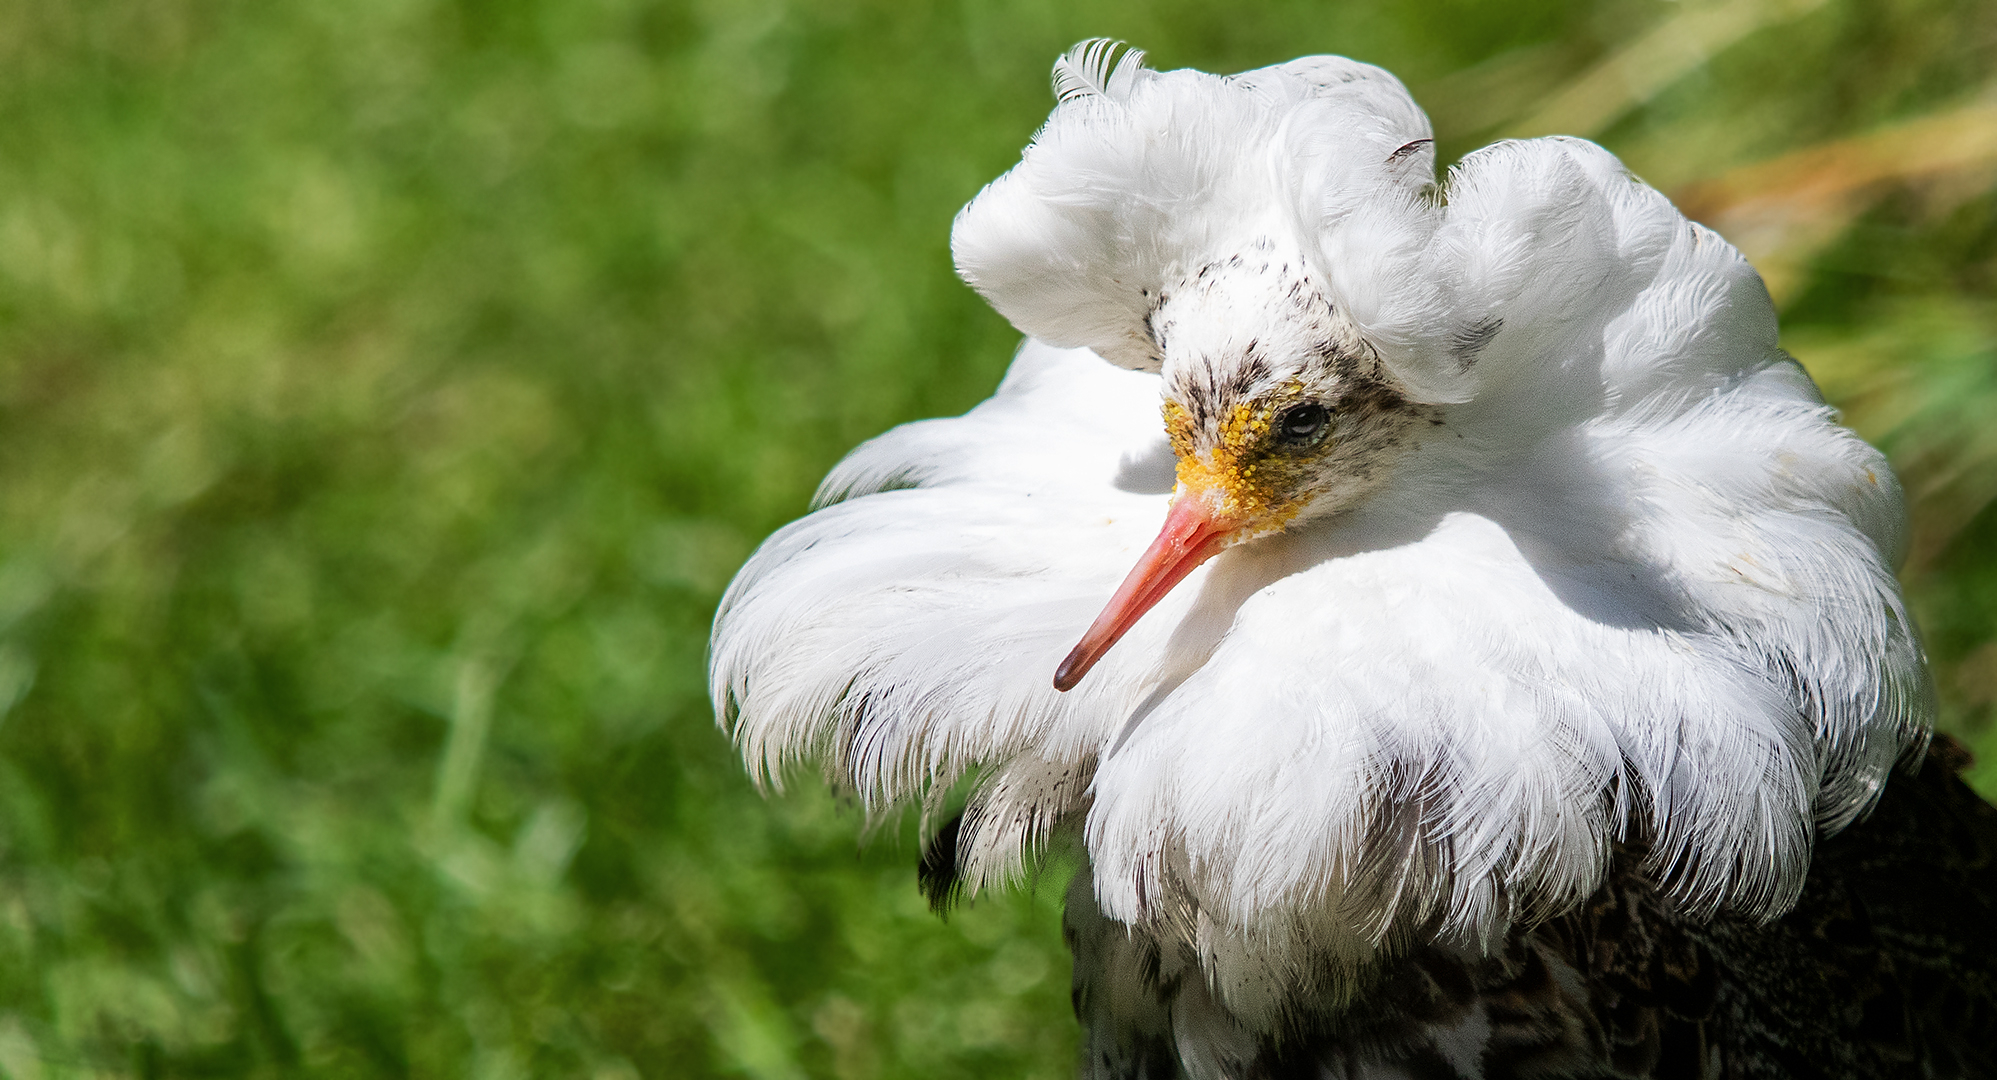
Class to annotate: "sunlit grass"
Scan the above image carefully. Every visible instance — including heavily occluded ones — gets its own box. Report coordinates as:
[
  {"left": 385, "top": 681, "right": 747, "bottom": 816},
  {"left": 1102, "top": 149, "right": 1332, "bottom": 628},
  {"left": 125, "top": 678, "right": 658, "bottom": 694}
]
[{"left": 0, "top": 0, "right": 1990, "bottom": 1075}]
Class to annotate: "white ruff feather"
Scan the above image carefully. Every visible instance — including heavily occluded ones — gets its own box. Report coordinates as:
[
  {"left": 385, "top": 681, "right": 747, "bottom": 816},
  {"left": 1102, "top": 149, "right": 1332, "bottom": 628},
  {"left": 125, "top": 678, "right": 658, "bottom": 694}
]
[{"left": 710, "top": 42, "right": 1932, "bottom": 1024}]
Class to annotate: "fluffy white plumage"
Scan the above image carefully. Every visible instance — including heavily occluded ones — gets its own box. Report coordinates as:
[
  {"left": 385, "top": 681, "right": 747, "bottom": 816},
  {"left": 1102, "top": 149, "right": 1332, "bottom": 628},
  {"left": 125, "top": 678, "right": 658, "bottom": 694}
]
[{"left": 710, "top": 42, "right": 1931, "bottom": 1030}]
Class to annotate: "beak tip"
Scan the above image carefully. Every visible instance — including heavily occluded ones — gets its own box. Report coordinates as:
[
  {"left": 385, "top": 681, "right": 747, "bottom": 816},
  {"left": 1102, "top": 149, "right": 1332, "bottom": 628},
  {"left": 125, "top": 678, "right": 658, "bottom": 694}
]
[{"left": 1053, "top": 649, "right": 1086, "bottom": 693}]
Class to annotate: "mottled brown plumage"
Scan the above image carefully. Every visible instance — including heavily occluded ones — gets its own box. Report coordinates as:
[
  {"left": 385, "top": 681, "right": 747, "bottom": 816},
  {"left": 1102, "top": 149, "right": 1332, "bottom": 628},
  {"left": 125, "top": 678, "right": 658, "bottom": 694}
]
[{"left": 1051, "top": 736, "right": 1997, "bottom": 1078}]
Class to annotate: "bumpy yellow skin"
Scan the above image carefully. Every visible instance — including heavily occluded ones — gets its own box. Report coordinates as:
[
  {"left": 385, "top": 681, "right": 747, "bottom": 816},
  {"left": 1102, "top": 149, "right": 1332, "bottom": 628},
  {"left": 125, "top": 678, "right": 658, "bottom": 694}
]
[{"left": 1163, "top": 381, "right": 1335, "bottom": 537}]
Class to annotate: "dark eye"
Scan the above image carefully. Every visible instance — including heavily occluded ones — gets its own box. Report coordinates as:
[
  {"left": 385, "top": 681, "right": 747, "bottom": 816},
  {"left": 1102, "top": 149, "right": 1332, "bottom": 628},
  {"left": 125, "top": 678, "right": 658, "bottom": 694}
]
[{"left": 1276, "top": 403, "right": 1331, "bottom": 445}]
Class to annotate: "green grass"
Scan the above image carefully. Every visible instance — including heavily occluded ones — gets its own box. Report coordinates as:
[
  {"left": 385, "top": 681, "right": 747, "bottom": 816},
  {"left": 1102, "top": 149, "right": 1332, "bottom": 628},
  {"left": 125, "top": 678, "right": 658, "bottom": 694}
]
[{"left": 0, "top": 0, "right": 1991, "bottom": 1076}]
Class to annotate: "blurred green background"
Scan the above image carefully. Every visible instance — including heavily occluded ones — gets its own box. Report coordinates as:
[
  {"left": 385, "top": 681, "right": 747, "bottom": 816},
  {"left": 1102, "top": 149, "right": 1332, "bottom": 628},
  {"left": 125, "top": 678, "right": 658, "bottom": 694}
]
[{"left": 0, "top": 0, "right": 1993, "bottom": 1075}]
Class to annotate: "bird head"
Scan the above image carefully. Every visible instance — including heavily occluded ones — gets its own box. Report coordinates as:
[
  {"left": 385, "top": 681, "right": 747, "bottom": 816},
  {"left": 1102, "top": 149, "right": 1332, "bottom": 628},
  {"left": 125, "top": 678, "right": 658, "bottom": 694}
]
[
  {"left": 1054, "top": 249, "right": 1434, "bottom": 689},
  {"left": 949, "top": 41, "right": 1444, "bottom": 689}
]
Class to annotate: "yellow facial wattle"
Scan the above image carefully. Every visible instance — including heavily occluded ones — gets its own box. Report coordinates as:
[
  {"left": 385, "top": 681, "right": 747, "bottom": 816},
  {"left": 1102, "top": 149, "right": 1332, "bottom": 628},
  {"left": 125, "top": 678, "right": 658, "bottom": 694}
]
[{"left": 1161, "top": 384, "right": 1331, "bottom": 536}]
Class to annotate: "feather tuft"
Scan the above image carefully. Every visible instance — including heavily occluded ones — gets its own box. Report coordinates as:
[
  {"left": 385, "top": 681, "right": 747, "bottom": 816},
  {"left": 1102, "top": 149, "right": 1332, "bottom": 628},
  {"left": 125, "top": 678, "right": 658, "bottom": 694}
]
[{"left": 1051, "top": 38, "right": 1146, "bottom": 104}]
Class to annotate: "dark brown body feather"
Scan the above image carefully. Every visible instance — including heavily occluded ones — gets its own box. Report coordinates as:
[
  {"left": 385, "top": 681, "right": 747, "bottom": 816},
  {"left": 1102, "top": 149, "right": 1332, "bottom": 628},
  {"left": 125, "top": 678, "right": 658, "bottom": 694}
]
[{"left": 1047, "top": 736, "right": 1997, "bottom": 1079}]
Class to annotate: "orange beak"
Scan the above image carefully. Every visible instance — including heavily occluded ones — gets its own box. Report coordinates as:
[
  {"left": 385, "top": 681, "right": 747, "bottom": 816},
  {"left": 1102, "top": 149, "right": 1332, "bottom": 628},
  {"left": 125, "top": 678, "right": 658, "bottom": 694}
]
[{"left": 1054, "top": 494, "right": 1240, "bottom": 691}]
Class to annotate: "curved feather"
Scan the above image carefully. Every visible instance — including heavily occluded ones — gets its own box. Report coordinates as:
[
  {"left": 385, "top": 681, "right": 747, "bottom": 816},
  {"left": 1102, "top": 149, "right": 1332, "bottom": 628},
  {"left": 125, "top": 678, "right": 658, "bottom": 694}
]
[{"left": 1053, "top": 39, "right": 1148, "bottom": 104}]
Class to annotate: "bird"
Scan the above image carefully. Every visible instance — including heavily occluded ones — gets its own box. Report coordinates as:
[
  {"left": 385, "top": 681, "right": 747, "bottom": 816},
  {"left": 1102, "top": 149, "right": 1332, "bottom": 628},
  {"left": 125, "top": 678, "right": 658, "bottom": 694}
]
[{"left": 709, "top": 40, "right": 1997, "bottom": 1079}]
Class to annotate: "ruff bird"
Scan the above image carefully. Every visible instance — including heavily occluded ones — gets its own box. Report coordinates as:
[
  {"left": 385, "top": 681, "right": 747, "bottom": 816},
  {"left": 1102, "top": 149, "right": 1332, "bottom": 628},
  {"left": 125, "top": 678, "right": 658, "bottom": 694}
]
[{"left": 711, "top": 42, "right": 1997, "bottom": 1078}]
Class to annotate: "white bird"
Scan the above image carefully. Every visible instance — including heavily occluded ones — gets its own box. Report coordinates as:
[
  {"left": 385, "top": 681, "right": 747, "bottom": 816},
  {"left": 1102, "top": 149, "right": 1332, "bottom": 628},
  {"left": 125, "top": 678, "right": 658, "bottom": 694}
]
[{"left": 711, "top": 41, "right": 1997, "bottom": 1079}]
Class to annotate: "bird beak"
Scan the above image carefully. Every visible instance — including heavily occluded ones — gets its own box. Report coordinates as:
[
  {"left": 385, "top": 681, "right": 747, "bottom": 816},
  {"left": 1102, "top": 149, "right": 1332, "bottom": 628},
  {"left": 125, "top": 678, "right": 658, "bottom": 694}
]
[{"left": 1054, "top": 493, "right": 1238, "bottom": 691}]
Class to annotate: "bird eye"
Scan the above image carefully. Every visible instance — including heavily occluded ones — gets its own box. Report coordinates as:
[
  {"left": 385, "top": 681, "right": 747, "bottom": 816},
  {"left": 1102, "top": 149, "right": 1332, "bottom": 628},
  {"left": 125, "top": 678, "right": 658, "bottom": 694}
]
[{"left": 1276, "top": 403, "right": 1331, "bottom": 445}]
